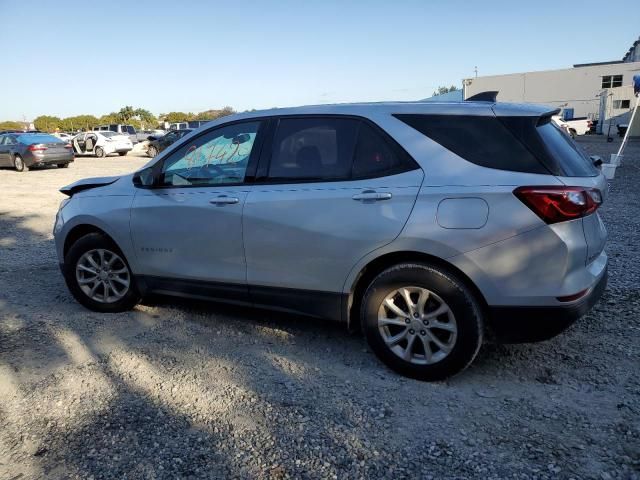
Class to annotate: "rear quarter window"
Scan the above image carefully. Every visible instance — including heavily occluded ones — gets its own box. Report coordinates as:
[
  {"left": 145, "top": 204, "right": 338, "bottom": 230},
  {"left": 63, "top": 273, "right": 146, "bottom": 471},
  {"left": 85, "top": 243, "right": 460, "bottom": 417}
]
[{"left": 395, "top": 114, "right": 549, "bottom": 174}]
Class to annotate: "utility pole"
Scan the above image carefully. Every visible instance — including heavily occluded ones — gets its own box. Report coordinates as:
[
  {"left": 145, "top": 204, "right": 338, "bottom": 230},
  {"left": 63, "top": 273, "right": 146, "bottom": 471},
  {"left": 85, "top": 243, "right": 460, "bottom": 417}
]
[{"left": 474, "top": 66, "right": 478, "bottom": 78}]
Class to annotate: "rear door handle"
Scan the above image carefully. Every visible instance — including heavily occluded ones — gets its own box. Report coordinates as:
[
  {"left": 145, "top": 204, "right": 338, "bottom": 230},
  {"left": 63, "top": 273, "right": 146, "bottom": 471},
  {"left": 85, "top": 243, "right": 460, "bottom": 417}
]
[
  {"left": 352, "top": 190, "right": 392, "bottom": 202},
  {"left": 209, "top": 195, "right": 239, "bottom": 206}
]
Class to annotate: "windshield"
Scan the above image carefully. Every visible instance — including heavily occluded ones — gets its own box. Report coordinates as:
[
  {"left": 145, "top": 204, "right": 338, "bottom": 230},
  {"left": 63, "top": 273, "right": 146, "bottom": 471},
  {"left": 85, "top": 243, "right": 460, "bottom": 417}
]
[{"left": 537, "top": 121, "right": 598, "bottom": 177}]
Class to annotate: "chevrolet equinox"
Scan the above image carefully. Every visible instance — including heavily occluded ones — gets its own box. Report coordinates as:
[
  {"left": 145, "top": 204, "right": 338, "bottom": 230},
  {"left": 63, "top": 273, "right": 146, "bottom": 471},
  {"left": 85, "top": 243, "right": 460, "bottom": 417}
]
[{"left": 54, "top": 98, "right": 608, "bottom": 380}]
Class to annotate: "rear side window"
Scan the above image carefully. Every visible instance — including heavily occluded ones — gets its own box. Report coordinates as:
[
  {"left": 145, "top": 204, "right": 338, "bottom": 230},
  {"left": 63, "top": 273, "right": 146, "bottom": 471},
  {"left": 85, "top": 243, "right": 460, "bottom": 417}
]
[
  {"left": 268, "top": 118, "right": 359, "bottom": 180},
  {"left": 352, "top": 123, "right": 411, "bottom": 179},
  {"left": 396, "top": 114, "right": 548, "bottom": 174}
]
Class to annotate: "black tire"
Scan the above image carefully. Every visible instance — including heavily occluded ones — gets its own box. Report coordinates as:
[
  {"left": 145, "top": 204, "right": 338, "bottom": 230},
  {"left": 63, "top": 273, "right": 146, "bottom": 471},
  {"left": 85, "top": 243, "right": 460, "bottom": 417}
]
[
  {"left": 63, "top": 233, "right": 140, "bottom": 312},
  {"left": 118, "top": 151, "right": 127, "bottom": 156},
  {"left": 361, "top": 263, "right": 483, "bottom": 381},
  {"left": 95, "top": 146, "right": 105, "bottom": 158},
  {"left": 147, "top": 145, "right": 157, "bottom": 158},
  {"left": 569, "top": 129, "right": 577, "bottom": 139},
  {"left": 57, "top": 163, "right": 69, "bottom": 168},
  {"left": 13, "top": 155, "right": 25, "bottom": 172}
]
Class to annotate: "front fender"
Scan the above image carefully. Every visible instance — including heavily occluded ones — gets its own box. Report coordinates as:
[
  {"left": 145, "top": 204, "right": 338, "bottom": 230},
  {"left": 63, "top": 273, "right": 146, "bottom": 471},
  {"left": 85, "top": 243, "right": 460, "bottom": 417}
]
[{"left": 55, "top": 195, "right": 136, "bottom": 271}]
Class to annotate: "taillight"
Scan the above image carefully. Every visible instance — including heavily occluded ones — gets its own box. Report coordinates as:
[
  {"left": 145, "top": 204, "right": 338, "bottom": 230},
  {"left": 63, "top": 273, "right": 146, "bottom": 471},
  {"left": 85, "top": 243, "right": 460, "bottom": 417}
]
[
  {"left": 514, "top": 186, "right": 602, "bottom": 224},
  {"left": 27, "top": 144, "right": 47, "bottom": 152},
  {"left": 65, "top": 143, "right": 72, "bottom": 149}
]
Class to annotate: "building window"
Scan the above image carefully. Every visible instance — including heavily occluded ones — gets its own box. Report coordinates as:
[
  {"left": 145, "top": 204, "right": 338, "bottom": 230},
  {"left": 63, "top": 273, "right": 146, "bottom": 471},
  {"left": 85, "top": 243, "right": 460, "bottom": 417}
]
[
  {"left": 613, "top": 99, "right": 631, "bottom": 109},
  {"left": 602, "top": 75, "right": 623, "bottom": 88}
]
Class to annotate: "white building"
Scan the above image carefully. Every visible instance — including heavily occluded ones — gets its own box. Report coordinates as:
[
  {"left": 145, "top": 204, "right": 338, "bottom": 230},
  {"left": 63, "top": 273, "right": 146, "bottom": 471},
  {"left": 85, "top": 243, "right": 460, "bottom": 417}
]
[{"left": 463, "top": 37, "right": 640, "bottom": 137}]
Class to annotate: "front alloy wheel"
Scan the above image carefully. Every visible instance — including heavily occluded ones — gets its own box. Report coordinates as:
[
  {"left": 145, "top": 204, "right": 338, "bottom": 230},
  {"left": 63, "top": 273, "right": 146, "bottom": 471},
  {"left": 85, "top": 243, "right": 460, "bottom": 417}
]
[
  {"left": 64, "top": 233, "right": 139, "bottom": 312},
  {"left": 76, "top": 249, "right": 131, "bottom": 303}
]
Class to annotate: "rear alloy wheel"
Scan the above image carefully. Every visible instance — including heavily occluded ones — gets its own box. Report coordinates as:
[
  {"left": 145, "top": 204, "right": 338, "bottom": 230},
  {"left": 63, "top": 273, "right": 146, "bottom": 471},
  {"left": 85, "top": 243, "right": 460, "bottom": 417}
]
[
  {"left": 95, "top": 146, "right": 106, "bottom": 158},
  {"left": 147, "top": 145, "right": 157, "bottom": 158},
  {"left": 361, "top": 263, "right": 483, "bottom": 381},
  {"left": 64, "top": 233, "right": 140, "bottom": 312},
  {"left": 13, "top": 155, "right": 25, "bottom": 172}
]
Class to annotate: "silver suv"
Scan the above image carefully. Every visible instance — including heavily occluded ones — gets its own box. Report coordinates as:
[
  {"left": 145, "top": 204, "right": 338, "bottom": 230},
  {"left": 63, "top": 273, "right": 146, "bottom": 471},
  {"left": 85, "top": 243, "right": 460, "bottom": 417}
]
[{"left": 54, "top": 99, "right": 608, "bottom": 380}]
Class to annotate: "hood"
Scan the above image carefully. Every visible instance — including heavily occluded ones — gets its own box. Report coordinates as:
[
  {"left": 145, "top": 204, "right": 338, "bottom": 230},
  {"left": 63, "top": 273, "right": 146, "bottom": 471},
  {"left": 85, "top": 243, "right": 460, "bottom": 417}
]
[{"left": 60, "top": 175, "right": 121, "bottom": 197}]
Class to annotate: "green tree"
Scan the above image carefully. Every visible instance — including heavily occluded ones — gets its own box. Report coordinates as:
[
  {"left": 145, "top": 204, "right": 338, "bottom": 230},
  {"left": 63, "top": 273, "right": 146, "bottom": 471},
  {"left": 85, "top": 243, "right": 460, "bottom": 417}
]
[
  {"left": 116, "top": 105, "right": 136, "bottom": 123},
  {"left": 99, "top": 113, "right": 119, "bottom": 125},
  {"left": 134, "top": 108, "right": 156, "bottom": 125},
  {"left": 60, "top": 115, "right": 99, "bottom": 132},
  {"left": 33, "top": 115, "right": 62, "bottom": 132},
  {"left": 194, "top": 106, "right": 236, "bottom": 120},
  {"left": 432, "top": 85, "right": 459, "bottom": 97},
  {"left": 0, "top": 121, "right": 25, "bottom": 130},
  {"left": 163, "top": 111, "right": 193, "bottom": 123}
]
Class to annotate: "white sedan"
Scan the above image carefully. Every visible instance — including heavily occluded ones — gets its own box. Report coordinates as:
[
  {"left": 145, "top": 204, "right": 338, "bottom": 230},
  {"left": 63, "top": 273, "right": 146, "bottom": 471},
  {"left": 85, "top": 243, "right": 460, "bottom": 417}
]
[{"left": 71, "top": 131, "right": 133, "bottom": 157}]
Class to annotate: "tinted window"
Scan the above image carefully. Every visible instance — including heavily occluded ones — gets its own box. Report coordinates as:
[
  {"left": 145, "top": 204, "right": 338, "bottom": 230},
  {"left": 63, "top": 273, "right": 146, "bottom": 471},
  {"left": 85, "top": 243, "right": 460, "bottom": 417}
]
[
  {"left": 536, "top": 121, "right": 598, "bottom": 177},
  {"left": 352, "top": 123, "right": 411, "bottom": 178},
  {"left": 109, "top": 125, "right": 118, "bottom": 132},
  {"left": 268, "top": 118, "right": 358, "bottom": 180},
  {"left": 161, "top": 121, "right": 260, "bottom": 187},
  {"left": 396, "top": 114, "right": 548, "bottom": 174}
]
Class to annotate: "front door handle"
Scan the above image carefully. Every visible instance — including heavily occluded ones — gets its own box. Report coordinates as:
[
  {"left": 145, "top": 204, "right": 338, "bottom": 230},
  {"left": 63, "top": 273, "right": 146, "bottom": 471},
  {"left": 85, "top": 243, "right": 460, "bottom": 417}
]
[
  {"left": 352, "top": 190, "right": 393, "bottom": 202},
  {"left": 210, "top": 195, "right": 239, "bottom": 206}
]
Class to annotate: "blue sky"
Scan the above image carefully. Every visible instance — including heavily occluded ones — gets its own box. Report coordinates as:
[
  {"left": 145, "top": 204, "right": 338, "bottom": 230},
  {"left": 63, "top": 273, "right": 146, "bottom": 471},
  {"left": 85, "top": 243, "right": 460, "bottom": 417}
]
[{"left": 0, "top": 0, "right": 637, "bottom": 120}]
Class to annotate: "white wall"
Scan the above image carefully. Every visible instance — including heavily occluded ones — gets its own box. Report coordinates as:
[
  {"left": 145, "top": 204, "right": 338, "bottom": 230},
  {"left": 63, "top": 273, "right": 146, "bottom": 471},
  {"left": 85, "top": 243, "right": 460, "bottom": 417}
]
[{"left": 464, "top": 62, "right": 640, "bottom": 121}]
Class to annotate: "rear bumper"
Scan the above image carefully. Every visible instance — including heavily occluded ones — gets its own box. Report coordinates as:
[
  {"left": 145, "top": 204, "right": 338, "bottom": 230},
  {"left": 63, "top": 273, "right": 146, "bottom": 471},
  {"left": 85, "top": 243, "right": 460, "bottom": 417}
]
[
  {"left": 488, "top": 266, "right": 607, "bottom": 343},
  {"left": 27, "top": 153, "right": 74, "bottom": 167}
]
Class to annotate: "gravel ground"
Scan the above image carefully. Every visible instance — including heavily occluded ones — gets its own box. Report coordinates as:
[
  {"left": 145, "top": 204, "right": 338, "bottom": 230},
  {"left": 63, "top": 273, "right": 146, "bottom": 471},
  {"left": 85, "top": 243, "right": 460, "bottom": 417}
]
[{"left": 0, "top": 139, "right": 638, "bottom": 480}]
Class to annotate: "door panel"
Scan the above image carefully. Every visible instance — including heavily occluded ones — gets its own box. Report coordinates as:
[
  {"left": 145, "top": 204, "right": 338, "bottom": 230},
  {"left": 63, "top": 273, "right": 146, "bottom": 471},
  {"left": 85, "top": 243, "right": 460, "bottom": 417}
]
[
  {"left": 129, "top": 120, "right": 264, "bottom": 294},
  {"left": 130, "top": 186, "right": 249, "bottom": 284},
  {"left": 243, "top": 169, "right": 423, "bottom": 293}
]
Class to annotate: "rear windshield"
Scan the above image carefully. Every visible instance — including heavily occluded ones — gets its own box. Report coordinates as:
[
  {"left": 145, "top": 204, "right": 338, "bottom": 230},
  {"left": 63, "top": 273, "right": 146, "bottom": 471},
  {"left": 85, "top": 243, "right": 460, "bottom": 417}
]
[
  {"left": 395, "top": 114, "right": 598, "bottom": 177},
  {"left": 100, "top": 131, "right": 118, "bottom": 138},
  {"left": 535, "top": 120, "right": 598, "bottom": 177},
  {"left": 17, "top": 134, "right": 63, "bottom": 144}
]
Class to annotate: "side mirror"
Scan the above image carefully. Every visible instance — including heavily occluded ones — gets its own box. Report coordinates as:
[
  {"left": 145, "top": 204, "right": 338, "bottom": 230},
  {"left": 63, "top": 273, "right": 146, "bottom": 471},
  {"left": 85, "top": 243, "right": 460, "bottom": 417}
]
[{"left": 133, "top": 167, "right": 155, "bottom": 187}]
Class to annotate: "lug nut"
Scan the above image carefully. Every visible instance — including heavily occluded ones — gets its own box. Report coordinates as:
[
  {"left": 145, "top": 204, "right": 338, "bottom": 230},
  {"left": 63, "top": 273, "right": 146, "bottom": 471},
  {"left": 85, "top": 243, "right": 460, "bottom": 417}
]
[
  {"left": 405, "top": 318, "right": 411, "bottom": 324},
  {"left": 423, "top": 320, "right": 429, "bottom": 326},
  {"left": 420, "top": 330, "right": 426, "bottom": 336},
  {"left": 409, "top": 329, "right": 415, "bottom": 335}
]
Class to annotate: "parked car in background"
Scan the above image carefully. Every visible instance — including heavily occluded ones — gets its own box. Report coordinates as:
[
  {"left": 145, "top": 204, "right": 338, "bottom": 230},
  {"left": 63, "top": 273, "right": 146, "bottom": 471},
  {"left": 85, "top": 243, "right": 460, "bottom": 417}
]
[
  {"left": 146, "top": 128, "right": 192, "bottom": 157},
  {"left": 135, "top": 129, "right": 165, "bottom": 143},
  {"left": 552, "top": 116, "right": 591, "bottom": 138},
  {"left": 72, "top": 131, "right": 132, "bottom": 157},
  {"left": 0, "top": 132, "right": 73, "bottom": 171},
  {"left": 53, "top": 132, "right": 75, "bottom": 142},
  {"left": 54, "top": 100, "right": 607, "bottom": 381},
  {"left": 93, "top": 124, "right": 138, "bottom": 144}
]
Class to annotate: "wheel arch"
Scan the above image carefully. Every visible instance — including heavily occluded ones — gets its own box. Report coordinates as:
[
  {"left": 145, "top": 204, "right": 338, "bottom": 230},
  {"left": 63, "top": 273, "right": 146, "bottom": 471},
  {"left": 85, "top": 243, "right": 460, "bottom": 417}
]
[
  {"left": 345, "top": 251, "right": 488, "bottom": 331},
  {"left": 63, "top": 224, "right": 118, "bottom": 259}
]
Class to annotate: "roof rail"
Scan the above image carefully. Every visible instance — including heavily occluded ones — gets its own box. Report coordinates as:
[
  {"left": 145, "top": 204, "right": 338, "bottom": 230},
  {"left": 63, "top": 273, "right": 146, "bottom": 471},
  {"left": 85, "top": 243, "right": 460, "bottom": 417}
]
[{"left": 465, "top": 91, "right": 498, "bottom": 102}]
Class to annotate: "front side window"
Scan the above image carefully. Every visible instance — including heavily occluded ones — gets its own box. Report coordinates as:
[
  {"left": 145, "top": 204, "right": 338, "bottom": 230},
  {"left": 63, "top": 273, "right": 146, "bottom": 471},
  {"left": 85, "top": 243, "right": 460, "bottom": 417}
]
[
  {"left": 268, "top": 118, "right": 358, "bottom": 181},
  {"left": 160, "top": 121, "right": 260, "bottom": 187}
]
